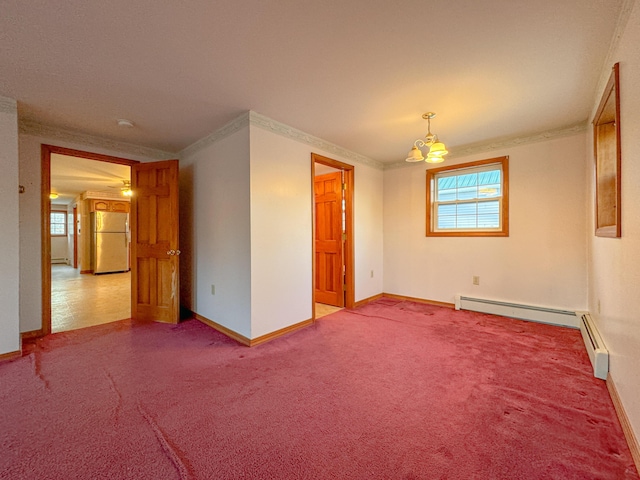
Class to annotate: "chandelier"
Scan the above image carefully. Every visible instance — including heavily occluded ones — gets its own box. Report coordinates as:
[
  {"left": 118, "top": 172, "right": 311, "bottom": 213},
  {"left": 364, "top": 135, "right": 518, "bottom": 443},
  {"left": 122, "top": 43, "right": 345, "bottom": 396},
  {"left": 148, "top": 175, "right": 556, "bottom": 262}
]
[
  {"left": 121, "top": 180, "right": 133, "bottom": 197},
  {"left": 405, "top": 112, "right": 449, "bottom": 163}
]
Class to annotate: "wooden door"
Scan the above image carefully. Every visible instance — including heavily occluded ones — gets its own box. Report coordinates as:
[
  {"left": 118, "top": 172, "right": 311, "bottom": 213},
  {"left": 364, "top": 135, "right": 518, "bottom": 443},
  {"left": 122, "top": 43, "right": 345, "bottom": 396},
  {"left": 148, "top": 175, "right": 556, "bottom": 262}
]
[
  {"left": 131, "top": 160, "right": 180, "bottom": 323},
  {"left": 314, "top": 171, "right": 344, "bottom": 307}
]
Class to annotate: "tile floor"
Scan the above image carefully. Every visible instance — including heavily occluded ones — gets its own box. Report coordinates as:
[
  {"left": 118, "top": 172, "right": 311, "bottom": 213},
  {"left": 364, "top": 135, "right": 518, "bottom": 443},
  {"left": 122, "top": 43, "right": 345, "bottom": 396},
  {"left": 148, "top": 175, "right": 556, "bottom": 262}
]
[
  {"left": 51, "top": 264, "right": 341, "bottom": 333},
  {"left": 315, "top": 303, "right": 343, "bottom": 318},
  {"left": 51, "top": 265, "right": 131, "bottom": 333}
]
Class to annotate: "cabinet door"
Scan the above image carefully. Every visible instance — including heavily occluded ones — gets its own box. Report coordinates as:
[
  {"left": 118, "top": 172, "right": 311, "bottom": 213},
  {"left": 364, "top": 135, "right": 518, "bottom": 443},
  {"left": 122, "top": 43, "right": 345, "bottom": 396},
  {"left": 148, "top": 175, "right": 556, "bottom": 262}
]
[
  {"left": 92, "top": 200, "right": 110, "bottom": 211},
  {"left": 111, "top": 201, "right": 130, "bottom": 213}
]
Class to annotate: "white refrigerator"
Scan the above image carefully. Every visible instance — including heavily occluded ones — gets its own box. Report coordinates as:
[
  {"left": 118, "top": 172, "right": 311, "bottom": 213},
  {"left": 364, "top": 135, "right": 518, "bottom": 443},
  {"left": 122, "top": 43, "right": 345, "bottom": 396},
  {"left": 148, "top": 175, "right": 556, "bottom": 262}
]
[{"left": 90, "top": 211, "right": 129, "bottom": 274}]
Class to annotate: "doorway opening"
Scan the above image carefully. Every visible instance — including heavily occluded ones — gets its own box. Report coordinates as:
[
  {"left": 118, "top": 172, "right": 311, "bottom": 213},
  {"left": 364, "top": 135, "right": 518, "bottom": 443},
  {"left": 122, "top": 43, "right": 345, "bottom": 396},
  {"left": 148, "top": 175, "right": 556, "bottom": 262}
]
[
  {"left": 42, "top": 145, "right": 139, "bottom": 335},
  {"left": 312, "top": 153, "right": 354, "bottom": 319}
]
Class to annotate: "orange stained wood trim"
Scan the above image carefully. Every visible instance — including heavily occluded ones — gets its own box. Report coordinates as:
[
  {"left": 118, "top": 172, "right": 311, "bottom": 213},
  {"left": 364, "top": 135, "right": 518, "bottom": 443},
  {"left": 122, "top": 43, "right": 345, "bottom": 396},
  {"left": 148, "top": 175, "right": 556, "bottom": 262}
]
[
  {"left": 72, "top": 206, "right": 78, "bottom": 269},
  {"left": 382, "top": 293, "right": 455, "bottom": 309},
  {"left": 0, "top": 350, "right": 21, "bottom": 363},
  {"left": 311, "top": 153, "right": 355, "bottom": 309},
  {"left": 249, "top": 318, "right": 315, "bottom": 347},
  {"left": 353, "top": 293, "right": 384, "bottom": 308},
  {"left": 41, "top": 146, "right": 52, "bottom": 336},
  {"left": 607, "top": 374, "right": 640, "bottom": 475},
  {"left": 193, "top": 312, "right": 314, "bottom": 347},
  {"left": 593, "top": 63, "right": 621, "bottom": 238},
  {"left": 21, "top": 329, "right": 45, "bottom": 340},
  {"left": 41, "top": 144, "right": 140, "bottom": 339},
  {"left": 80, "top": 270, "right": 93, "bottom": 274},
  {"left": 426, "top": 156, "right": 509, "bottom": 238}
]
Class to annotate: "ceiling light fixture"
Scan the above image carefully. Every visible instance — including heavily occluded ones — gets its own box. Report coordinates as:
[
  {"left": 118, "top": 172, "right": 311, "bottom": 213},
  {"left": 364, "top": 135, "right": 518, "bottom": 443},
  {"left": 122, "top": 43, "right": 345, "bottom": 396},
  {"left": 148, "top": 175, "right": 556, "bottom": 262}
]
[
  {"left": 121, "top": 180, "right": 133, "bottom": 197},
  {"left": 117, "top": 119, "right": 134, "bottom": 128},
  {"left": 405, "top": 112, "right": 449, "bottom": 163},
  {"left": 49, "top": 192, "right": 59, "bottom": 199}
]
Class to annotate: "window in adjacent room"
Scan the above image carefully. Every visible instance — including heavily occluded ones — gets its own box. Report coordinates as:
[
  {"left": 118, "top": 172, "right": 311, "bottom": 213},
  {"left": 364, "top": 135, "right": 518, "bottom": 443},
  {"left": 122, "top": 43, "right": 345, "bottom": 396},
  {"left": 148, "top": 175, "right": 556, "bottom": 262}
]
[
  {"left": 50, "top": 211, "right": 67, "bottom": 236},
  {"left": 426, "top": 156, "right": 509, "bottom": 237}
]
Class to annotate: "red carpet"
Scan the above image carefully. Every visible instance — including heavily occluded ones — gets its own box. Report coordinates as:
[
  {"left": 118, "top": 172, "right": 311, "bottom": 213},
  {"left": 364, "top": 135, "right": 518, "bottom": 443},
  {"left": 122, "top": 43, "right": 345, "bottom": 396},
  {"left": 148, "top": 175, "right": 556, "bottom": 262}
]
[{"left": 1, "top": 299, "right": 638, "bottom": 479}]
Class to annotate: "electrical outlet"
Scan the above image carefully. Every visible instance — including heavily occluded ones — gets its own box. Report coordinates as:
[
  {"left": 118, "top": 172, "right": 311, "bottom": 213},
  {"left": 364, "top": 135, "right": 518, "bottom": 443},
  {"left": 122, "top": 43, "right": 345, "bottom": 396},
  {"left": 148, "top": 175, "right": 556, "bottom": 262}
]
[
  {"left": 370, "top": 270, "right": 374, "bottom": 278},
  {"left": 473, "top": 276, "right": 480, "bottom": 285},
  {"left": 211, "top": 285, "right": 215, "bottom": 295}
]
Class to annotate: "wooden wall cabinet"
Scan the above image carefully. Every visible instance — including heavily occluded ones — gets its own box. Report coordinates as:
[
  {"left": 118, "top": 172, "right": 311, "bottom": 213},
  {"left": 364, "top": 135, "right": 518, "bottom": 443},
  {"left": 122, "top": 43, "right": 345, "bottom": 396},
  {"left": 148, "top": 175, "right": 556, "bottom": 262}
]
[{"left": 89, "top": 199, "right": 130, "bottom": 213}]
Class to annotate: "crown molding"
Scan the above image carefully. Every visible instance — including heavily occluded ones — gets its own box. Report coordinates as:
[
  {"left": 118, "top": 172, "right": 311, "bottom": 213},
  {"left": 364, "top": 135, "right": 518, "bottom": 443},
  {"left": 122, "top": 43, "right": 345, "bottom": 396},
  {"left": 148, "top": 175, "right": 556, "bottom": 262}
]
[
  {"left": 179, "top": 111, "right": 250, "bottom": 159},
  {"left": 248, "top": 111, "right": 383, "bottom": 170},
  {"left": 179, "top": 110, "right": 383, "bottom": 169},
  {"left": 0, "top": 97, "right": 18, "bottom": 115},
  {"left": 18, "top": 118, "right": 175, "bottom": 160},
  {"left": 384, "top": 123, "right": 588, "bottom": 170}
]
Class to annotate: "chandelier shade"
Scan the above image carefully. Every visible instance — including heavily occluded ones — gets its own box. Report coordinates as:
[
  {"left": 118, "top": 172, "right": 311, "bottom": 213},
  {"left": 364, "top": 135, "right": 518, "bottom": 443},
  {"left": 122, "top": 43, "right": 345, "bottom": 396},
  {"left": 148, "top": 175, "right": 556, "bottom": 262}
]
[{"left": 405, "top": 112, "right": 449, "bottom": 163}]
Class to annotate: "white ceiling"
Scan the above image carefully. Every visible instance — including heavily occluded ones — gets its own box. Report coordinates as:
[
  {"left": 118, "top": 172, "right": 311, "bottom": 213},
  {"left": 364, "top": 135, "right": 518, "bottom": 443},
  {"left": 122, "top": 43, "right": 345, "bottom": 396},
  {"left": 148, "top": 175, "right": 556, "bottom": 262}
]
[
  {"left": 0, "top": 0, "right": 625, "bottom": 164},
  {"left": 50, "top": 154, "right": 130, "bottom": 205}
]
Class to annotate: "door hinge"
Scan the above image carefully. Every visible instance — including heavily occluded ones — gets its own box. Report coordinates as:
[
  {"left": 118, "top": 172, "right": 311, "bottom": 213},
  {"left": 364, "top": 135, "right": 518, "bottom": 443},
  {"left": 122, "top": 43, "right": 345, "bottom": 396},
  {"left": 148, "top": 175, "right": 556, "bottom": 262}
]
[
  {"left": 343, "top": 284, "right": 347, "bottom": 291},
  {"left": 342, "top": 183, "right": 346, "bottom": 191},
  {"left": 342, "top": 232, "right": 346, "bottom": 241}
]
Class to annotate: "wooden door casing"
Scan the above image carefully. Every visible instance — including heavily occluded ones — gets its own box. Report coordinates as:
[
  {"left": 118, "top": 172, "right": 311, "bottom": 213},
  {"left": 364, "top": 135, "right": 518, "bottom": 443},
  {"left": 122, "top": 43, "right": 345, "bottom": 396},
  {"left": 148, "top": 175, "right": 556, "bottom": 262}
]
[
  {"left": 314, "top": 171, "right": 344, "bottom": 307},
  {"left": 131, "top": 160, "right": 180, "bottom": 323}
]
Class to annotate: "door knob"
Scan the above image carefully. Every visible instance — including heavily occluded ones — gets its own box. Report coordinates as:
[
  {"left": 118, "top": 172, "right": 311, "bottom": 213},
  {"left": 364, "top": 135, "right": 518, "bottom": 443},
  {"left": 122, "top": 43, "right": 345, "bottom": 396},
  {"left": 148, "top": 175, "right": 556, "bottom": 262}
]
[{"left": 167, "top": 250, "right": 175, "bottom": 255}]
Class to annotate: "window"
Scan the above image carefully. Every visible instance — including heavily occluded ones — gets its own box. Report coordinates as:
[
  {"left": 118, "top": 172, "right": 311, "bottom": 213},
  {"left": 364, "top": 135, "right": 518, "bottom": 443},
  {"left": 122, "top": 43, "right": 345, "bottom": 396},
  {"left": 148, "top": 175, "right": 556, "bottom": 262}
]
[
  {"left": 50, "top": 211, "right": 67, "bottom": 236},
  {"left": 426, "top": 156, "right": 509, "bottom": 237}
]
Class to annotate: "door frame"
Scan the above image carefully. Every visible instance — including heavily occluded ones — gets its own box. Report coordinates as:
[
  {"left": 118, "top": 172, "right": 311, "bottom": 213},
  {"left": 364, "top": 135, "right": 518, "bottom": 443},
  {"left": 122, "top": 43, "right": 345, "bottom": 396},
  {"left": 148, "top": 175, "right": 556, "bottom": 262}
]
[
  {"left": 72, "top": 205, "right": 78, "bottom": 269},
  {"left": 311, "top": 153, "right": 354, "bottom": 315},
  {"left": 41, "top": 145, "right": 139, "bottom": 336}
]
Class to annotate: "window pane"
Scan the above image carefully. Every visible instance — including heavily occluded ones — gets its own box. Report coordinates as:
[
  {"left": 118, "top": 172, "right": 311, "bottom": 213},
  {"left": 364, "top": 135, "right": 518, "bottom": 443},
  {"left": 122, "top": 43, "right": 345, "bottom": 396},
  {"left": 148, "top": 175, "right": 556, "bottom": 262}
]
[
  {"left": 478, "top": 214, "right": 500, "bottom": 228},
  {"left": 437, "top": 215, "right": 456, "bottom": 229},
  {"left": 51, "top": 213, "right": 65, "bottom": 223},
  {"left": 437, "top": 204, "right": 456, "bottom": 229},
  {"left": 438, "top": 177, "right": 456, "bottom": 190},
  {"left": 477, "top": 201, "right": 499, "bottom": 215},
  {"left": 437, "top": 188, "right": 457, "bottom": 202},
  {"left": 478, "top": 183, "right": 501, "bottom": 198},
  {"left": 478, "top": 170, "right": 500, "bottom": 185},
  {"left": 457, "top": 173, "right": 477, "bottom": 188},
  {"left": 457, "top": 203, "right": 477, "bottom": 216},
  {"left": 438, "top": 204, "right": 456, "bottom": 216},
  {"left": 457, "top": 215, "right": 477, "bottom": 228},
  {"left": 457, "top": 186, "right": 478, "bottom": 201}
]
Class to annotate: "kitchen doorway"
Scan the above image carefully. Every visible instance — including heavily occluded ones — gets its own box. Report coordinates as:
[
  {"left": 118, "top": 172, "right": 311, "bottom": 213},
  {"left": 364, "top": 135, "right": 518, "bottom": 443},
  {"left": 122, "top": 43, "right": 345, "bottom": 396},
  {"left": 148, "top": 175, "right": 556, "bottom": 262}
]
[{"left": 42, "top": 146, "right": 139, "bottom": 335}]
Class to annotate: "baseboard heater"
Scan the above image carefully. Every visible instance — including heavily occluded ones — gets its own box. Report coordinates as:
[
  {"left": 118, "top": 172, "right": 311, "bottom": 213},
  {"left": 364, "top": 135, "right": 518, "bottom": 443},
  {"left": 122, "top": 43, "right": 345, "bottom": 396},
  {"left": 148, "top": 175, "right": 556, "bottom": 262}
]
[
  {"left": 576, "top": 311, "right": 609, "bottom": 380},
  {"left": 51, "top": 257, "right": 67, "bottom": 265},
  {"left": 455, "top": 295, "right": 579, "bottom": 328}
]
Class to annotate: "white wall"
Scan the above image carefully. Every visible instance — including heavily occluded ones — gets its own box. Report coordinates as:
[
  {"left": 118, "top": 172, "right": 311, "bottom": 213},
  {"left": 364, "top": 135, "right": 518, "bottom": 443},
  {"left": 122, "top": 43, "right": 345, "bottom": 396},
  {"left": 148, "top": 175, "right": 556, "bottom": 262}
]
[
  {"left": 587, "top": 0, "right": 640, "bottom": 443},
  {"left": 248, "top": 126, "right": 384, "bottom": 338},
  {"left": 18, "top": 132, "right": 168, "bottom": 333},
  {"left": 180, "top": 126, "right": 253, "bottom": 338},
  {"left": 249, "top": 127, "right": 314, "bottom": 337},
  {"left": 180, "top": 113, "right": 384, "bottom": 340},
  {"left": 0, "top": 97, "right": 20, "bottom": 355},
  {"left": 384, "top": 133, "right": 588, "bottom": 311}
]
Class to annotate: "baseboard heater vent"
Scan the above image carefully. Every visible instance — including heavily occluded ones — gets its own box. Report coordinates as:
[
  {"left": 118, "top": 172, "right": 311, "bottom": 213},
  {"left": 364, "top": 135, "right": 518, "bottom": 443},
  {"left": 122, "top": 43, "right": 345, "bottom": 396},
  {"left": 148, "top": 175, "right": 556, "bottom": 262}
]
[
  {"left": 577, "top": 312, "right": 609, "bottom": 380},
  {"left": 51, "top": 257, "right": 67, "bottom": 265},
  {"left": 455, "top": 295, "right": 578, "bottom": 328}
]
